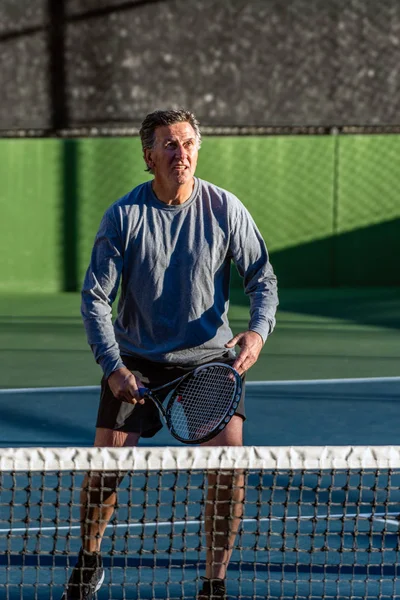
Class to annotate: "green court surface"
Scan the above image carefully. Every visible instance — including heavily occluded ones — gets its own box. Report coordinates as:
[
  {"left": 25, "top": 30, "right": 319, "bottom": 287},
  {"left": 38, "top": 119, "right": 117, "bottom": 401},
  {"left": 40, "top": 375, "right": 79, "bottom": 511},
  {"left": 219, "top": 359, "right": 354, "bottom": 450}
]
[{"left": 0, "top": 287, "right": 399, "bottom": 389}]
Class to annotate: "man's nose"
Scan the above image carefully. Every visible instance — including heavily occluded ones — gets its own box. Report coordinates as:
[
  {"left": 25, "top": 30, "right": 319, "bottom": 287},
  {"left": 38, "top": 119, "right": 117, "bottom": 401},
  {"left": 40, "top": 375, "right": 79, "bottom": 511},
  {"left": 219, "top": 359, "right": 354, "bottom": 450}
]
[{"left": 175, "top": 144, "right": 187, "bottom": 160}]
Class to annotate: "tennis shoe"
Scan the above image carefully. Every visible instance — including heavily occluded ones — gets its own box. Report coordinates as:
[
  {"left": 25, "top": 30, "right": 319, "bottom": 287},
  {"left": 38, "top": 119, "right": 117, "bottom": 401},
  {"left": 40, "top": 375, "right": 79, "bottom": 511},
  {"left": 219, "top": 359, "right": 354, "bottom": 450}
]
[
  {"left": 197, "top": 577, "right": 228, "bottom": 599},
  {"left": 61, "top": 548, "right": 104, "bottom": 599}
]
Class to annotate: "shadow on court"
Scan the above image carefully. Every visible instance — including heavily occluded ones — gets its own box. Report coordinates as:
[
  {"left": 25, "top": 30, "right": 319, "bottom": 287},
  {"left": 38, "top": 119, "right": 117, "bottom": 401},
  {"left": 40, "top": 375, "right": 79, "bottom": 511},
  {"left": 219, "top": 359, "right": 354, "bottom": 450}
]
[{"left": 230, "top": 285, "right": 400, "bottom": 330}]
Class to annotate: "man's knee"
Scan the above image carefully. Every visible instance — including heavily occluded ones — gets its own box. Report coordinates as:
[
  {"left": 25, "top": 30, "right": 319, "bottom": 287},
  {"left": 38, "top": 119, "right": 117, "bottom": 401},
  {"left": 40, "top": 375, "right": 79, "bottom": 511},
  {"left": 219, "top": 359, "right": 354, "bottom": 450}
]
[{"left": 94, "top": 427, "right": 140, "bottom": 447}]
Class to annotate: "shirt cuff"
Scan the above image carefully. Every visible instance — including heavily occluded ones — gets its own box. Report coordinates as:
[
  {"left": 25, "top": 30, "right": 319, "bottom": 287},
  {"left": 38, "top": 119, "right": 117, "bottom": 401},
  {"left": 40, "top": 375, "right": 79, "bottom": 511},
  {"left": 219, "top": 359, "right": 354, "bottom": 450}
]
[{"left": 97, "top": 354, "right": 126, "bottom": 380}]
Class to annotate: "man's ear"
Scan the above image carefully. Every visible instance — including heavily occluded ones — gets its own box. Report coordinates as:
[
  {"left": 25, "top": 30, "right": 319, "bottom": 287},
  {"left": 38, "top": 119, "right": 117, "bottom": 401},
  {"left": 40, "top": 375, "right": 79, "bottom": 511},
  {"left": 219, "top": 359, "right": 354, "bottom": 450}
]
[{"left": 144, "top": 148, "right": 153, "bottom": 170}]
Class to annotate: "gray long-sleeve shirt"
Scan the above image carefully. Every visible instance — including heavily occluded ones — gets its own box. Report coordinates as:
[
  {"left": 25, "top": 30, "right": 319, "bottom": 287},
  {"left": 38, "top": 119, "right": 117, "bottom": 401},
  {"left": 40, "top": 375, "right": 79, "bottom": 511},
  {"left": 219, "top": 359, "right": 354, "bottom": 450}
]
[{"left": 81, "top": 177, "right": 278, "bottom": 378}]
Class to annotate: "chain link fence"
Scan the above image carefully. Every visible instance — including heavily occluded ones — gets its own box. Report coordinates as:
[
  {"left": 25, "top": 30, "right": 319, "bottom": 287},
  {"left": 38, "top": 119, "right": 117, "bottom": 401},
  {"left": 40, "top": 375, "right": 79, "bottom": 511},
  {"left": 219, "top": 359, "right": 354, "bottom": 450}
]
[{"left": 0, "top": 0, "right": 399, "bottom": 290}]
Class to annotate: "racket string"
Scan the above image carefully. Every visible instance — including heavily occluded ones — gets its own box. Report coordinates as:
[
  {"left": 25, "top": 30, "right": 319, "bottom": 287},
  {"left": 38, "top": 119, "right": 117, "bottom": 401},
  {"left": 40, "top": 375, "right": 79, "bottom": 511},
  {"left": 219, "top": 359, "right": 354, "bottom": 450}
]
[{"left": 168, "top": 367, "right": 239, "bottom": 441}]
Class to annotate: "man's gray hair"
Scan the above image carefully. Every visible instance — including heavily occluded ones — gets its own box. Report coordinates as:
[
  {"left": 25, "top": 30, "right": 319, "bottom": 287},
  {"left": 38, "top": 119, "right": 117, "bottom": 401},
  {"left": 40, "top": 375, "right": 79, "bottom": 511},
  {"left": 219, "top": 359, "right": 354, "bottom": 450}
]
[{"left": 139, "top": 109, "right": 201, "bottom": 171}]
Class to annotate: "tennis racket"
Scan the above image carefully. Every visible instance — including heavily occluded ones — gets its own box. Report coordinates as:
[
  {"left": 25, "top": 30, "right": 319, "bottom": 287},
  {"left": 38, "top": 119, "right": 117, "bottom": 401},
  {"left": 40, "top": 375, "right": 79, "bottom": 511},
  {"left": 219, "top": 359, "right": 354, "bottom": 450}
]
[{"left": 137, "top": 362, "right": 242, "bottom": 444}]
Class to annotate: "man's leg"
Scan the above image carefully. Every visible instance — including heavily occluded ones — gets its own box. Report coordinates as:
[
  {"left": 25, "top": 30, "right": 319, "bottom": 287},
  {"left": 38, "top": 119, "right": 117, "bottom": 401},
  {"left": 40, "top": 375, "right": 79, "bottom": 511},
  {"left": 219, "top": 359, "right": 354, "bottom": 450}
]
[
  {"left": 62, "top": 429, "right": 140, "bottom": 599},
  {"left": 80, "top": 428, "right": 141, "bottom": 552},
  {"left": 201, "top": 416, "right": 244, "bottom": 583}
]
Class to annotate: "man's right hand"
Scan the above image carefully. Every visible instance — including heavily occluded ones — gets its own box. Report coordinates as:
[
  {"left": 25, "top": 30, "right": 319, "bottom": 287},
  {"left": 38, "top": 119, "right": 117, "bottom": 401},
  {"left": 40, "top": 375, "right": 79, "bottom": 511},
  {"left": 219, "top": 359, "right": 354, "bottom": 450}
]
[{"left": 108, "top": 367, "right": 146, "bottom": 405}]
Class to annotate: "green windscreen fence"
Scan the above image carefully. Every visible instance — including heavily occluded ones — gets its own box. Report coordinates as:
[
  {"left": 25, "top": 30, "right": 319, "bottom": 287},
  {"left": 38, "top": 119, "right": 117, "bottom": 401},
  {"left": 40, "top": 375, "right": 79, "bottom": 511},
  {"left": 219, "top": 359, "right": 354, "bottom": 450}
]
[
  {"left": 0, "top": 134, "right": 399, "bottom": 292},
  {"left": 337, "top": 136, "right": 400, "bottom": 286},
  {"left": 0, "top": 139, "right": 63, "bottom": 293}
]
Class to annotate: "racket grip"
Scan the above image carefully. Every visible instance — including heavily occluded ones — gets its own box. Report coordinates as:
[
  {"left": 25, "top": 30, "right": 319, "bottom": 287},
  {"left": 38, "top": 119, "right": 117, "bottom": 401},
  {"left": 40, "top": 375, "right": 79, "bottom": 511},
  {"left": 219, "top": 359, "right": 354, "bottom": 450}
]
[{"left": 137, "top": 387, "right": 149, "bottom": 399}]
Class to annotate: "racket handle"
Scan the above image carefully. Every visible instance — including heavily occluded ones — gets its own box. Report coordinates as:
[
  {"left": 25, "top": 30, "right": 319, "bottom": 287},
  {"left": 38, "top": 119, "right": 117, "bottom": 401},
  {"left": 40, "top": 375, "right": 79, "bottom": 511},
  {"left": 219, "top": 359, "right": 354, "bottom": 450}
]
[{"left": 137, "top": 387, "right": 149, "bottom": 399}]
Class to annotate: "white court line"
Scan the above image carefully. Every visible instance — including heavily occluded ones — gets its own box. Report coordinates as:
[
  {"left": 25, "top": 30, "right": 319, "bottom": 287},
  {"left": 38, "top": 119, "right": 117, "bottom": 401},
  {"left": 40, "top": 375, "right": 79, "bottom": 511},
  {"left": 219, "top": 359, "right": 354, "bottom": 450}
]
[
  {"left": 376, "top": 517, "right": 400, "bottom": 526},
  {"left": 0, "top": 386, "right": 101, "bottom": 394},
  {"left": 1, "top": 513, "right": 397, "bottom": 535},
  {"left": 246, "top": 376, "right": 400, "bottom": 386},
  {"left": 1, "top": 376, "right": 399, "bottom": 395}
]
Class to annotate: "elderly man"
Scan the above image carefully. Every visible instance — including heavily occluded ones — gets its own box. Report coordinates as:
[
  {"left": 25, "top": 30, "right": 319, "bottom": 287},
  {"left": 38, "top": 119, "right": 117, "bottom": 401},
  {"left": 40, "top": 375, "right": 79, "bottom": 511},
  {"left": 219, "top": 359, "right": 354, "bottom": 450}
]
[{"left": 61, "top": 109, "right": 278, "bottom": 600}]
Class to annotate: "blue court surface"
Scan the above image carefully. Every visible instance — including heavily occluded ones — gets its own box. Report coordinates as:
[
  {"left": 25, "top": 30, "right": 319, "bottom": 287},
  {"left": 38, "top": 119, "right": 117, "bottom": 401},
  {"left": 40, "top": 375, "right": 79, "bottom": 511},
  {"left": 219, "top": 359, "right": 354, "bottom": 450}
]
[
  {"left": 1, "top": 377, "right": 400, "bottom": 598},
  {"left": 0, "top": 377, "right": 399, "bottom": 447}
]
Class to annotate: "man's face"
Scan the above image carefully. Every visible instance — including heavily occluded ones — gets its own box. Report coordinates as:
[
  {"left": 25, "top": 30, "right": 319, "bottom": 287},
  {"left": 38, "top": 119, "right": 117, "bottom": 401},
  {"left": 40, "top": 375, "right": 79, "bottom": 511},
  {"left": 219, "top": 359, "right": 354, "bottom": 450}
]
[{"left": 145, "top": 122, "right": 199, "bottom": 186}]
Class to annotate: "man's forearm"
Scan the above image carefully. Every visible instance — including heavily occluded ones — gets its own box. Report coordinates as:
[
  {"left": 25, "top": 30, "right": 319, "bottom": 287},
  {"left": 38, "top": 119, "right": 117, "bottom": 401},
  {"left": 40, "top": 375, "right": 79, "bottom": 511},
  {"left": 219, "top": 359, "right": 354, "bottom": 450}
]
[
  {"left": 81, "top": 292, "right": 124, "bottom": 378},
  {"left": 247, "top": 277, "right": 278, "bottom": 342}
]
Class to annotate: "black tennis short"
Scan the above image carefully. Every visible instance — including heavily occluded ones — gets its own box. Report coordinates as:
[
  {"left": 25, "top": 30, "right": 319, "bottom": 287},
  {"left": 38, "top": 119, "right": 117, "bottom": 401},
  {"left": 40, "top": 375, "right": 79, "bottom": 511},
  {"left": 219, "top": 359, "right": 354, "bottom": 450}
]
[{"left": 96, "top": 353, "right": 246, "bottom": 438}]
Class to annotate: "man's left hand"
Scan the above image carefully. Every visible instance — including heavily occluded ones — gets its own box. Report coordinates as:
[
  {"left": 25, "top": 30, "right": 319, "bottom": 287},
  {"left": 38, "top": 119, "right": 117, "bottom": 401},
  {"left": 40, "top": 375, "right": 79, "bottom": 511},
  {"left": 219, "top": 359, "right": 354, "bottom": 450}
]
[{"left": 225, "top": 330, "right": 264, "bottom": 375}]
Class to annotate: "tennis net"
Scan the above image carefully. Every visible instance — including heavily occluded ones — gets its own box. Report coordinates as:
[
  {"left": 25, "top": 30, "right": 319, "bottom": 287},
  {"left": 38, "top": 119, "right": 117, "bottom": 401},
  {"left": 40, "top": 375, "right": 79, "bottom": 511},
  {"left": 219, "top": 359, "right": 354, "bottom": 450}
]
[{"left": 1, "top": 445, "right": 400, "bottom": 599}]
